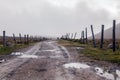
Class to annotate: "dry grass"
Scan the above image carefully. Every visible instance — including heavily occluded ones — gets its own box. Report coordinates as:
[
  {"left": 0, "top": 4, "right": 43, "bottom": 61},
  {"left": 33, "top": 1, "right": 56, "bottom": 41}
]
[
  {"left": 59, "top": 39, "right": 120, "bottom": 64},
  {"left": 58, "top": 40, "right": 86, "bottom": 47},
  {"left": 82, "top": 47, "right": 120, "bottom": 64}
]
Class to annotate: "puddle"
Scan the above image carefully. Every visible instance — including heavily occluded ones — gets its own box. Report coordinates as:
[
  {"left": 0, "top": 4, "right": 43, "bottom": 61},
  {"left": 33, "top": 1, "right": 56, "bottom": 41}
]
[
  {"left": 49, "top": 55, "right": 63, "bottom": 58},
  {"left": 19, "top": 54, "right": 38, "bottom": 58},
  {"left": 11, "top": 52, "right": 23, "bottom": 56},
  {"left": 40, "top": 49, "right": 57, "bottom": 52},
  {"left": 39, "top": 49, "right": 61, "bottom": 54},
  {"left": 63, "top": 62, "right": 120, "bottom": 80},
  {"left": 95, "top": 67, "right": 120, "bottom": 80},
  {"left": 63, "top": 63, "right": 90, "bottom": 69},
  {"left": 95, "top": 67, "right": 114, "bottom": 80},
  {"left": 0, "top": 59, "right": 6, "bottom": 63}
]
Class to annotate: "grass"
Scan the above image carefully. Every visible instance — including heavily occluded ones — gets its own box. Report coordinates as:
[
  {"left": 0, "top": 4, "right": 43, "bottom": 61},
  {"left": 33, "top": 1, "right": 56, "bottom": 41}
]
[
  {"left": 0, "top": 43, "right": 34, "bottom": 55},
  {"left": 0, "top": 46, "right": 14, "bottom": 55},
  {"left": 82, "top": 47, "right": 120, "bottom": 64},
  {"left": 58, "top": 40, "right": 87, "bottom": 47},
  {"left": 58, "top": 40, "right": 120, "bottom": 64}
]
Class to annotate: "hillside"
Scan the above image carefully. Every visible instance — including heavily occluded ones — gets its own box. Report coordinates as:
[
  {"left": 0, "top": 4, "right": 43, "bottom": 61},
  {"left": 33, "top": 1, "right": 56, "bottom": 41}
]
[{"left": 94, "top": 23, "right": 120, "bottom": 39}]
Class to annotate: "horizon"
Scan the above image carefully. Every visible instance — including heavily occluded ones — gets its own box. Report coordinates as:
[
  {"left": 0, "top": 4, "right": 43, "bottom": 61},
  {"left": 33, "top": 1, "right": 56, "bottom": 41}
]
[{"left": 0, "top": 0, "right": 120, "bottom": 38}]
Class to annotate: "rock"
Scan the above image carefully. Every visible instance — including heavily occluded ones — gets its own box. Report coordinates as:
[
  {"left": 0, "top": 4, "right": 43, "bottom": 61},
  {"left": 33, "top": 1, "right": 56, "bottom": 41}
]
[
  {"left": 6, "top": 42, "right": 14, "bottom": 47},
  {"left": 107, "top": 43, "right": 119, "bottom": 49},
  {"left": 0, "top": 59, "right": 6, "bottom": 63}
]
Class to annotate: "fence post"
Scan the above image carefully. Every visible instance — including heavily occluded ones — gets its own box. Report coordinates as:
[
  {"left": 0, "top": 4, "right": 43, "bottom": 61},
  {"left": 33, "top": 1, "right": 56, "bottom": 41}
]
[
  {"left": 91, "top": 25, "right": 96, "bottom": 48},
  {"left": 74, "top": 32, "right": 77, "bottom": 39},
  {"left": 3, "top": 31, "right": 6, "bottom": 47},
  {"left": 82, "top": 31, "right": 85, "bottom": 44},
  {"left": 19, "top": 33, "right": 22, "bottom": 44},
  {"left": 13, "top": 33, "right": 16, "bottom": 44},
  {"left": 100, "top": 25, "right": 104, "bottom": 48},
  {"left": 85, "top": 28, "right": 88, "bottom": 44},
  {"left": 113, "top": 20, "right": 116, "bottom": 52},
  {"left": 27, "top": 34, "right": 29, "bottom": 44},
  {"left": 24, "top": 35, "right": 26, "bottom": 44}
]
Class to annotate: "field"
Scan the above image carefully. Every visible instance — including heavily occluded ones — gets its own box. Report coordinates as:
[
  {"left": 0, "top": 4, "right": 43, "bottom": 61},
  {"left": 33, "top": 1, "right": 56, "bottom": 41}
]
[
  {"left": 58, "top": 39, "right": 120, "bottom": 64},
  {"left": 0, "top": 44, "right": 33, "bottom": 55}
]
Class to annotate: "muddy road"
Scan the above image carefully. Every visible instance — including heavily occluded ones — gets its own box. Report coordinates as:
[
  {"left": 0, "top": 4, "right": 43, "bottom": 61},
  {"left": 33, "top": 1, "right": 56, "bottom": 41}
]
[{"left": 0, "top": 40, "right": 119, "bottom": 80}]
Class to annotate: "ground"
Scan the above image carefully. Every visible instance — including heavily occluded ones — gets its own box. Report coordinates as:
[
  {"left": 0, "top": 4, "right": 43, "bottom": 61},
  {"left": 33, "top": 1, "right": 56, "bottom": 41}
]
[{"left": 0, "top": 40, "right": 119, "bottom": 80}]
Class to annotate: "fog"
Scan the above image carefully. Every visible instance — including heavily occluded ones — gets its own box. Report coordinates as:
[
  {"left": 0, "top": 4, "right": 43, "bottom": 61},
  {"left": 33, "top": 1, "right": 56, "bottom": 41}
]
[{"left": 0, "top": 0, "right": 120, "bottom": 38}]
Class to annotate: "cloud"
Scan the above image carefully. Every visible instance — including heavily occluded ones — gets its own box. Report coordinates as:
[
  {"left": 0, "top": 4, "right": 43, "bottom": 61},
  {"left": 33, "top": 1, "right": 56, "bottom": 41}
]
[{"left": 0, "top": 0, "right": 120, "bottom": 38}]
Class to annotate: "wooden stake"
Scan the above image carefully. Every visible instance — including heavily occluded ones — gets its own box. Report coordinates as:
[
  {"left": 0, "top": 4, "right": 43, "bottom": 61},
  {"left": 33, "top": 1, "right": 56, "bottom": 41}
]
[
  {"left": 113, "top": 20, "right": 116, "bottom": 52},
  {"left": 85, "top": 28, "right": 88, "bottom": 44},
  {"left": 91, "top": 25, "right": 96, "bottom": 48},
  {"left": 13, "top": 33, "right": 16, "bottom": 44},
  {"left": 82, "top": 31, "right": 85, "bottom": 44},
  {"left": 19, "top": 33, "right": 22, "bottom": 43},
  {"left": 3, "top": 31, "right": 6, "bottom": 47},
  {"left": 100, "top": 25, "right": 104, "bottom": 48},
  {"left": 24, "top": 35, "right": 26, "bottom": 44},
  {"left": 74, "top": 32, "right": 77, "bottom": 39}
]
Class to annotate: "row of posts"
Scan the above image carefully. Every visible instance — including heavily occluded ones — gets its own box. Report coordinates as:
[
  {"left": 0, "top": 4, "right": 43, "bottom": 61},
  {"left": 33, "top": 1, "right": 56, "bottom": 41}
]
[
  {"left": 2, "top": 31, "right": 44, "bottom": 47},
  {"left": 61, "top": 20, "right": 117, "bottom": 52}
]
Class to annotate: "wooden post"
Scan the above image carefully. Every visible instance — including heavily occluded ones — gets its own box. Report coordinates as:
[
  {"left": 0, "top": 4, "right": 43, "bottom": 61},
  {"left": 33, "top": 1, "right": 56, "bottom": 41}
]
[
  {"left": 19, "top": 33, "right": 22, "bottom": 43},
  {"left": 24, "top": 35, "right": 26, "bottom": 44},
  {"left": 113, "top": 20, "right": 116, "bottom": 52},
  {"left": 100, "top": 25, "right": 104, "bottom": 48},
  {"left": 85, "top": 28, "right": 88, "bottom": 44},
  {"left": 74, "top": 32, "right": 77, "bottom": 39},
  {"left": 91, "top": 25, "right": 96, "bottom": 48},
  {"left": 13, "top": 33, "right": 16, "bottom": 44},
  {"left": 82, "top": 31, "right": 85, "bottom": 44},
  {"left": 3, "top": 31, "right": 6, "bottom": 47},
  {"left": 27, "top": 34, "right": 29, "bottom": 44}
]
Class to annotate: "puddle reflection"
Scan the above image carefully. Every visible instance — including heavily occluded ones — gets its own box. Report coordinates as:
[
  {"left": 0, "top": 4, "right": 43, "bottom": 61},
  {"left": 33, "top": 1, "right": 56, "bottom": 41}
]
[{"left": 63, "top": 62, "right": 120, "bottom": 80}]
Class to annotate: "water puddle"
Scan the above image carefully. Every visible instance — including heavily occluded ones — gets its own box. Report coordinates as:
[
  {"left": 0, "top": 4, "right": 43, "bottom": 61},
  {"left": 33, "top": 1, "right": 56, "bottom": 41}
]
[
  {"left": 39, "top": 49, "right": 61, "bottom": 54},
  {"left": 63, "top": 63, "right": 90, "bottom": 69},
  {"left": 19, "top": 54, "right": 38, "bottom": 58},
  {"left": 63, "top": 62, "right": 120, "bottom": 80},
  {"left": 0, "top": 59, "right": 6, "bottom": 63},
  {"left": 40, "top": 49, "right": 56, "bottom": 52},
  {"left": 11, "top": 52, "right": 23, "bottom": 56},
  {"left": 95, "top": 67, "right": 120, "bottom": 80},
  {"left": 49, "top": 55, "right": 63, "bottom": 58}
]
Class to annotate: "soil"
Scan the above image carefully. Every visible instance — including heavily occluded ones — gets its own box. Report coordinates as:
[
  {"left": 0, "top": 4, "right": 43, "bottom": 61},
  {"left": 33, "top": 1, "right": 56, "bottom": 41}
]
[{"left": 0, "top": 40, "right": 117, "bottom": 80}]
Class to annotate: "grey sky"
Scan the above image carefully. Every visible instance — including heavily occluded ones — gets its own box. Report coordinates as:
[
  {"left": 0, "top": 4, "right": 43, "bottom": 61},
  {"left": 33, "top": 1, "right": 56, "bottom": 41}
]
[{"left": 0, "top": 0, "right": 120, "bottom": 38}]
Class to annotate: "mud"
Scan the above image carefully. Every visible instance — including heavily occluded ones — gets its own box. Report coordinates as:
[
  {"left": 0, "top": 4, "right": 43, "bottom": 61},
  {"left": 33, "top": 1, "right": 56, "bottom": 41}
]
[{"left": 0, "top": 41, "right": 114, "bottom": 80}]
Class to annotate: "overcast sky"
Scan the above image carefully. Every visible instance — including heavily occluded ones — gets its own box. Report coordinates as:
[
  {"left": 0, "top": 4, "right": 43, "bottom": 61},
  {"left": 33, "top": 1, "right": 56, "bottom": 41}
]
[{"left": 0, "top": 0, "right": 120, "bottom": 38}]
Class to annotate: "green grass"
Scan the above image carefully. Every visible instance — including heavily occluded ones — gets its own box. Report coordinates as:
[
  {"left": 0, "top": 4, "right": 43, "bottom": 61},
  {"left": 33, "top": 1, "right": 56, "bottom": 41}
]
[
  {"left": 82, "top": 47, "right": 120, "bottom": 64},
  {"left": 0, "top": 43, "right": 34, "bottom": 55},
  {"left": 0, "top": 46, "right": 14, "bottom": 55}
]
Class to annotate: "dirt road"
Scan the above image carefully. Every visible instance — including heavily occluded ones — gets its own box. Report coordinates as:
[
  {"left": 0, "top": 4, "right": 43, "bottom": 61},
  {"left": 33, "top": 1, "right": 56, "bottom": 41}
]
[{"left": 0, "top": 41, "right": 114, "bottom": 80}]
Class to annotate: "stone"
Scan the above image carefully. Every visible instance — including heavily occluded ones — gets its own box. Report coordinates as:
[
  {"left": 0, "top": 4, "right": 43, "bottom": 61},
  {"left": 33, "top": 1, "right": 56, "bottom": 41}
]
[{"left": 107, "top": 43, "right": 119, "bottom": 49}]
